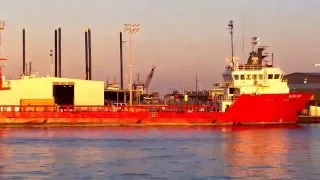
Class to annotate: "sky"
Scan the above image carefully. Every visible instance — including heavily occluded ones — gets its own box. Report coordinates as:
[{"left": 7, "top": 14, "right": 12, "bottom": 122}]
[{"left": 0, "top": 0, "right": 320, "bottom": 95}]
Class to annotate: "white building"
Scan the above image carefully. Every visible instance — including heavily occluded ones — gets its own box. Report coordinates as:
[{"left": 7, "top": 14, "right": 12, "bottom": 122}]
[{"left": 0, "top": 75, "right": 104, "bottom": 106}]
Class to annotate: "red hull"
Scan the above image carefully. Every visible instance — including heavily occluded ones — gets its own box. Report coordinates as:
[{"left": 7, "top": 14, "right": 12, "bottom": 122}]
[
  {"left": 0, "top": 92, "right": 313, "bottom": 126},
  {"left": 223, "top": 92, "right": 314, "bottom": 123}
]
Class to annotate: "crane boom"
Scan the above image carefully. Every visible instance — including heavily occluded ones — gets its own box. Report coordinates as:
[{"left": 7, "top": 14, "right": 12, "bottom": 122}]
[{"left": 144, "top": 65, "right": 156, "bottom": 91}]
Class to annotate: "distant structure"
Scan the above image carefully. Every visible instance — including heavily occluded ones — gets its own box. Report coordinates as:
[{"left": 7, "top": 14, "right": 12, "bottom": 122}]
[
  {"left": 284, "top": 72, "right": 320, "bottom": 103},
  {"left": 0, "top": 20, "right": 6, "bottom": 60},
  {"left": 0, "top": 20, "right": 10, "bottom": 90}
]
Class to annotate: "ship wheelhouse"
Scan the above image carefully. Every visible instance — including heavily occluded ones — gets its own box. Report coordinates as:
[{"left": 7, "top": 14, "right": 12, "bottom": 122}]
[
  {"left": 216, "top": 44, "right": 290, "bottom": 112},
  {"left": 221, "top": 45, "right": 289, "bottom": 95}
]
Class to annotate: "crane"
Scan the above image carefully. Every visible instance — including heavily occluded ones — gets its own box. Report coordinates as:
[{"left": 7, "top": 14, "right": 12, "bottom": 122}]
[{"left": 144, "top": 65, "right": 156, "bottom": 92}]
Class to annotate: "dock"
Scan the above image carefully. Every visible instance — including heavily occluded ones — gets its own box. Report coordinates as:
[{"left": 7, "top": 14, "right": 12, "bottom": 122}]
[{"left": 298, "top": 116, "right": 320, "bottom": 124}]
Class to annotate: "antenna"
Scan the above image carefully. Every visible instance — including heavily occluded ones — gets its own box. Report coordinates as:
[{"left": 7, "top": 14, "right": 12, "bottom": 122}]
[
  {"left": 195, "top": 73, "right": 198, "bottom": 93},
  {"left": 227, "top": 20, "right": 234, "bottom": 67},
  {"left": 29, "top": 61, "right": 32, "bottom": 75},
  {"left": 242, "top": 31, "right": 245, "bottom": 59},
  {"left": 251, "top": 36, "right": 259, "bottom": 52},
  {"left": 195, "top": 73, "right": 199, "bottom": 102}
]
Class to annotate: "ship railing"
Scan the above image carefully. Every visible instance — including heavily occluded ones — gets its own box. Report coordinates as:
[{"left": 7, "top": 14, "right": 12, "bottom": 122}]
[
  {"left": 236, "top": 65, "right": 264, "bottom": 71},
  {"left": 0, "top": 104, "right": 221, "bottom": 113},
  {"left": 213, "top": 82, "right": 226, "bottom": 88},
  {"left": 214, "top": 82, "right": 233, "bottom": 87},
  {"left": 217, "top": 95, "right": 236, "bottom": 102}
]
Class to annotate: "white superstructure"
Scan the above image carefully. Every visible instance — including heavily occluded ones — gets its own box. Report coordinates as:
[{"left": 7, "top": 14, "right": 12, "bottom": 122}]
[
  {"left": 222, "top": 61, "right": 289, "bottom": 96},
  {"left": 215, "top": 44, "right": 290, "bottom": 112}
]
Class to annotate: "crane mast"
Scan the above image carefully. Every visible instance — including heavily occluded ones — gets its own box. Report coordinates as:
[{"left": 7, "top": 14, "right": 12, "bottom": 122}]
[{"left": 144, "top": 65, "right": 156, "bottom": 92}]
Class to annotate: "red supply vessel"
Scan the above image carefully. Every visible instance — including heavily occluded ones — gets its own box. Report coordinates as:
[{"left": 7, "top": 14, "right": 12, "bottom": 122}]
[{"left": 0, "top": 20, "right": 313, "bottom": 126}]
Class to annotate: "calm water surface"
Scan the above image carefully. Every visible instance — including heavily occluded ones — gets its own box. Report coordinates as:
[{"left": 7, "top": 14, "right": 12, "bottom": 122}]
[{"left": 0, "top": 125, "right": 320, "bottom": 179}]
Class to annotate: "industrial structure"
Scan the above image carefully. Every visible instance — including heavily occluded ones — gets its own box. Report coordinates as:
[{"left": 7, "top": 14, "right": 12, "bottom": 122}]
[
  {"left": 284, "top": 72, "right": 320, "bottom": 103},
  {"left": 0, "top": 76, "right": 104, "bottom": 107},
  {"left": 163, "top": 88, "right": 224, "bottom": 104},
  {"left": 132, "top": 65, "right": 157, "bottom": 102},
  {"left": 0, "top": 20, "right": 5, "bottom": 61},
  {"left": 84, "top": 28, "right": 92, "bottom": 80},
  {"left": 0, "top": 23, "right": 104, "bottom": 108}
]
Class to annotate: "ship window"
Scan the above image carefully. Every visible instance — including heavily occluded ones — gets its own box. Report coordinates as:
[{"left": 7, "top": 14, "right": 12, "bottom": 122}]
[
  {"left": 268, "top": 74, "right": 273, "bottom": 79},
  {"left": 274, "top": 74, "right": 280, "bottom": 79},
  {"left": 246, "top": 74, "right": 251, "bottom": 80},
  {"left": 240, "top": 75, "right": 245, "bottom": 80},
  {"left": 280, "top": 74, "right": 283, "bottom": 79},
  {"left": 259, "top": 74, "right": 263, "bottom": 79},
  {"left": 233, "top": 75, "right": 239, "bottom": 80},
  {"left": 229, "top": 88, "right": 235, "bottom": 94},
  {"left": 252, "top": 74, "right": 257, "bottom": 80}
]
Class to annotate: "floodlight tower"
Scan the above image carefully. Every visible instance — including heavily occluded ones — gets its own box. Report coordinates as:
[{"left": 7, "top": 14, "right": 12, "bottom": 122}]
[
  {"left": 227, "top": 20, "right": 234, "bottom": 66},
  {"left": 0, "top": 20, "right": 6, "bottom": 61},
  {"left": 123, "top": 23, "right": 140, "bottom": 106},
  {"left": 0, "top": 20, "right": 8, "bottom": 90}
]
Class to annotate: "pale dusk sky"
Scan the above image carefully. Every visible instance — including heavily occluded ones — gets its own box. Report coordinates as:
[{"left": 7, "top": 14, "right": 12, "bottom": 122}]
[{"left": 0, "top": 0, "right": 320, "bottom": 94}]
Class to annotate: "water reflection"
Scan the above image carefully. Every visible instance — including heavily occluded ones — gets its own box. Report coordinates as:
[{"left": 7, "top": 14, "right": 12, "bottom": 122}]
[
  {"left": 223, "top": 127, "right": 290, "bottom": 178},
  {"left": 0, "top": 125, "right": 318, "bottom": 179},
  {"left": 221, "top": 125, "right": 320, "bottom": 179}
]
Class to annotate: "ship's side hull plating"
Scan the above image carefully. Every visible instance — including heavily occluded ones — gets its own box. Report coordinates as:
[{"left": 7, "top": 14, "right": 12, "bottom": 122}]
[{"left": 0, "top": 92, "right": 313, "bottom": 126}]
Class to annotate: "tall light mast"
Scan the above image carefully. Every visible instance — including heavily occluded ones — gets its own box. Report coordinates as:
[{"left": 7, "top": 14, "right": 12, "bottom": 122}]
[
  {"left": 123, "top": 23, "right": 140, "bottom": 106},
  {"left": 0, "top": 20, "right": 10, "bottom": 90},
  {"left": 227, "top": 20, "right": 234, "bottom": 67},
  {"left": 0, "top": 20, "right": 6, "bottom": 61}
]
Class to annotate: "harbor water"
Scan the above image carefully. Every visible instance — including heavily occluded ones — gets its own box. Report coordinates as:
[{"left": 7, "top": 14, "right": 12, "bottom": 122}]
[{"left": 0, "top": 125, "right": 320, "bottom": 179}]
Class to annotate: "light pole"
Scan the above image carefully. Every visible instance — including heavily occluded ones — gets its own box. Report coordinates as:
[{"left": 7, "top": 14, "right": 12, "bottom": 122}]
[
  {"left": 124, "top": 23, "right": 140, "bottom": 106},
  {"left": 0, "top": 20, "right": 5, "bottom": 60}
]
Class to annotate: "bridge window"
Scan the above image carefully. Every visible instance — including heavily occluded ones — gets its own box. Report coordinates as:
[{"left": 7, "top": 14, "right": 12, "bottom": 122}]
[
  {"left": 268, "top": 74, "right": 273, "bottom": 79},
  {"left": 252, "top": 74, "right": 257, "bottom": 80},
  {"left": 259, "top": 74, "right": 263, "bottom": 79},
  {"left": 233, "top": 75, "right": 239, "bottom": 80},
  {"left": 229, "top": 88, "right": 235, "bottom": 94},
  {"left": 274, "top": 74, "right": 280, "bottom": 79},
  {"left": 240, "top": 75, "right": 245, "bottom": 80},
  {"left": 246, "top": 74, "right": 251, "bottom": 80}
]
